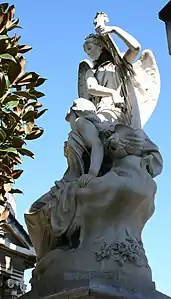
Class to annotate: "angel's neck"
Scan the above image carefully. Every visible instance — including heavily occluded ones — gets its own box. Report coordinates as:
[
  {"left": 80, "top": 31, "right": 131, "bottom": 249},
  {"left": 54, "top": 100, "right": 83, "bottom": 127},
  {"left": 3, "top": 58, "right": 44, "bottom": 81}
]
[{"left": 93, "top": 48, "right": 114, "bottom": 69}]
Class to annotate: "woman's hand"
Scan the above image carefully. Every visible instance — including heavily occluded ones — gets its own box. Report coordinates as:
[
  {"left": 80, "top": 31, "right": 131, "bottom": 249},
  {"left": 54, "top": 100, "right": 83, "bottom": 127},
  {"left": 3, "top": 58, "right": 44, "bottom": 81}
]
[
  {"left": 96, "top": 25, "right": 117, "bottom": 36},
  {"left": 77, "top": 174, "right": 95, "bottom": 188}
]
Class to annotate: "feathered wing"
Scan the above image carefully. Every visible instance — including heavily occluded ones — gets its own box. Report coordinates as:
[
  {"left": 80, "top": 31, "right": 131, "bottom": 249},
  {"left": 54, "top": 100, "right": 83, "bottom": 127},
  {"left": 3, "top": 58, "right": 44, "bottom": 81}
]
[
  {"left": 133, "top": 49, "right": 160, "bottom": 128},
  {"left": 78, "top": 59, "right": 93, "bottom": 99}
]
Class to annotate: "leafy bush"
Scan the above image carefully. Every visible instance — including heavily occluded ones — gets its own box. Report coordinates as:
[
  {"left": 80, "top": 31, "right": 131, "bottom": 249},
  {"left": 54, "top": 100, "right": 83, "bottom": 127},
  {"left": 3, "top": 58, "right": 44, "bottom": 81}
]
[{"left": 0, "top": 3, "right": 46, "bottom": 198}]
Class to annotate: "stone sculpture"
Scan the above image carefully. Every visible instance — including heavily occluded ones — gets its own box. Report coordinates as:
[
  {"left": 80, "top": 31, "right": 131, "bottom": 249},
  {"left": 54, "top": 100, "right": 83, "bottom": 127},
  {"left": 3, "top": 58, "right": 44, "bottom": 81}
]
[{"left": 24, "top": 12, "right": 163, "bottom": 297}]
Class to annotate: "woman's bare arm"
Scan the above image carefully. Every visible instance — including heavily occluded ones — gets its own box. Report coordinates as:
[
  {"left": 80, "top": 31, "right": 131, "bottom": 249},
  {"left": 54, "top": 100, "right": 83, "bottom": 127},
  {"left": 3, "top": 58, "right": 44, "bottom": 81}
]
[
  {"left": 86, "top": 69, "right": 124, "bottom": 104},
  {"left": 97, "top": 25, "right": 141, "bottom": 63},
  {"left": 86, "top": 69, "right": 114, "bottom": 97}
]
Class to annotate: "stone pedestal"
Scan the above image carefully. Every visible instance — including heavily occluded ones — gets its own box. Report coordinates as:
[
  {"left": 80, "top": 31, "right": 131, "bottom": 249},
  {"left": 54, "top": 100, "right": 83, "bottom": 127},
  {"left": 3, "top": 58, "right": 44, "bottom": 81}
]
[
  {"left": 20, "top": 278, "right": 170, "bottom": 299},
  {"left": 23, "top": 151, "right": 165, "bottom": 299}
]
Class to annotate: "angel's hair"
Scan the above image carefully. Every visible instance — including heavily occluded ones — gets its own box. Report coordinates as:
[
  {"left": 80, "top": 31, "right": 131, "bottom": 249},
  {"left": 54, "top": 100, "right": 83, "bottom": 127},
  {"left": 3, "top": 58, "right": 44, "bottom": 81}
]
[{"left": 83, "top": 34, "right": 107, "bottom": 52}]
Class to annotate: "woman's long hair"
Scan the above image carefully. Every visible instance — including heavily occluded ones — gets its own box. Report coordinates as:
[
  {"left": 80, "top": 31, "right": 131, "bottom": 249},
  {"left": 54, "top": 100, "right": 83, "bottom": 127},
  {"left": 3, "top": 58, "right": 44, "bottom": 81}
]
[{"left": 84, "top": 34, "right": 134, "bottom": 125}]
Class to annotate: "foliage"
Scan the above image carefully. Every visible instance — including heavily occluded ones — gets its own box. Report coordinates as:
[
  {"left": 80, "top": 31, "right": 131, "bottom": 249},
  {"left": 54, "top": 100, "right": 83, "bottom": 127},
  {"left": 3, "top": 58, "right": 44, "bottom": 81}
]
[{"left": 0, "top": 3, "right": 46, "bottom": 198}]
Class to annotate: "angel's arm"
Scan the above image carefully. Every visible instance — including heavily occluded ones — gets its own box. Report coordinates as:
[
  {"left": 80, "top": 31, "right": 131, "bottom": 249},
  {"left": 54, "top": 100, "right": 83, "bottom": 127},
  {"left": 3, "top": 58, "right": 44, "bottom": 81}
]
[
  {"left": 86, "top": 69, "right": 114, "bottom": 96},
  {"left": 98, "top": 26, "right": 141, "bottom": 63},
  {"left": 86, "top": 69, "right": 124, "bottom": 104}
]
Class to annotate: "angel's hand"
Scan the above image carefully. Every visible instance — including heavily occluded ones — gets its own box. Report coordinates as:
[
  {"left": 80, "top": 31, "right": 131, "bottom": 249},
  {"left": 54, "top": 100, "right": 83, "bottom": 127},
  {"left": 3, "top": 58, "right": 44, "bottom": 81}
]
[{"left": 96, "top": 25, "right": 115, "bottom": 36}]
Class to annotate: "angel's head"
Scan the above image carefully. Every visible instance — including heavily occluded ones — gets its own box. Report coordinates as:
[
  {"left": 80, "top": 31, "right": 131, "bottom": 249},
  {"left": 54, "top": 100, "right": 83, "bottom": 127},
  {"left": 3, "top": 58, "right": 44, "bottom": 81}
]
[
  {"left": 83, "top": 34, "right": 113, "bottom": 64},
  {"left": 83, "top": 34, "right": 106, "bottom": 62}
]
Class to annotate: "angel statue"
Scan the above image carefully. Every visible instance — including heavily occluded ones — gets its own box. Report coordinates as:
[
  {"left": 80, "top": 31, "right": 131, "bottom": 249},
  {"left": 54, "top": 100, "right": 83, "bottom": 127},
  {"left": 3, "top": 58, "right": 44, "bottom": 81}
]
[
  {"left": 64, "top": 12, "right": 160, "bottom": 182},
  {"left": 78, "top": 12, "right": 160, "bottom": 129},
  {"left": 24, "top": 13, "right": 163, "bottom": 276}
]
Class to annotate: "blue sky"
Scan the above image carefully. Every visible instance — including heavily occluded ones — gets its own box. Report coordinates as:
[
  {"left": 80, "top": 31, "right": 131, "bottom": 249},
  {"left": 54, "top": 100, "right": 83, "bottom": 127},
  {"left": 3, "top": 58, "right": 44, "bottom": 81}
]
[{"left": 7, "top": 0, "right": 171, "bottom": 295}]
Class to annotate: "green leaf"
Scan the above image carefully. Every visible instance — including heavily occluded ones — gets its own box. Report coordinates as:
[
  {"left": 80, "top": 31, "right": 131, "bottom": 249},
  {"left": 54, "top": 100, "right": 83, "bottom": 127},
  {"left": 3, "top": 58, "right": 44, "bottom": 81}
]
[
  {"left": 34, "top": 77, "right": 47, "bottom": 87},
  {"left": 0, "top": 34, "right": 10, "bottom": 40},
  {"left": 0, "top": 3, "right": 8, "bottom": 14},
  {"left": 0, "top": 72, "right": 6, "bottom": 97},
  {"left": 0, "top": 147, "right": 17, "bottom": 153},
  {"left": 25, "top": 128, "right": 44, "bottom": 140},
  {"left": 0, "top": 39, "right": 8, "bottom": 55},
  {"left": 29, "top": 89, "right": 45, "bottom": 98},
  {"left": 0, "top": 174, "right": 8, "bottom": 182},
  {"left": 9, "top": 188, "right": 23, "bottom": 194},
  {"left": 2, "top": 112, "right": 17, "bottom": 130},
  {"left": 22, "top": 110, "right": 38, "bottom": 121},
  {"left": 12, "top": 136, "right": 25, "bottom": 148},
  {"left": 7, "top": 152, "right": 22, "bottom": 164},
  {"left": 0, "top": 128, "right": 6, "bottom": 142},
  {"left": 0, "top": 163, "right": 11, "bottom": 176},
  {"left": 8, "top": 5, "right": 15, "bottom": 20},
  {"left": 12, "top": 169, "right": 23, "bottom": 179},
  {"left": 6, "top": 47, "right": 18, "bottom": 57},
  {"left": 17, "top": 147, "right": 34, "bottom": 158},
  {"left": 8, "top": 57, "right": 23, "bottom": 84},
  {"left": 8, "top": 111, "right": 20, "bottom": 122},
  {"left": 11, "top": 35, "right": 21, "bottom": 48},
  {"left": 13, "top": 91, "right": 37, "bottom": 99},
  {"left": 25, "top": 101, "right": 37, "bottom": 109},
  {"left": 0, "top": 53, "right": 16, "bottom": 62},
  {"left": 4, "top": 73, "right": 10, "bottom": 89},
  {"left": 3, "top": 94, "right": 19, "bottom": 104},
  {"left": 15, "top": 72, "right": 39, "bottom": 85},
  {"left": 18, "top": 45, "right": 32, "bottom": 54},
  {"left": 36, "top": 108, "right": 48, "bottom": 119},
  {"left": 5, "top": 100, "right": 19, "bottom": 109},
  {"left": 7, "top": 19, "right": 20, "bottom": 31}
]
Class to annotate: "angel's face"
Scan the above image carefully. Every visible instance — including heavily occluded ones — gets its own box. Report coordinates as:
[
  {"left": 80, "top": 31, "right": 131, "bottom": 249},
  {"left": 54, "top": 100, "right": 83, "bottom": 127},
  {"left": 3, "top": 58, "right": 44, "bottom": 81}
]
[{"left": 84, "top": 39, "right": 102, "bottom": 61}]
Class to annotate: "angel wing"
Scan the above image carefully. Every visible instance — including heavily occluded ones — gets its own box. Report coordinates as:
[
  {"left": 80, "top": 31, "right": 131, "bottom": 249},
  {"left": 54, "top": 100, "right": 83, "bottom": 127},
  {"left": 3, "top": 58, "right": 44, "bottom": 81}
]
[
  {"left": 78, "top": 59, "right": 93, "bottom": 99},
  {"left": 133, "top": 49, "right": 160, "bottom": 128}
]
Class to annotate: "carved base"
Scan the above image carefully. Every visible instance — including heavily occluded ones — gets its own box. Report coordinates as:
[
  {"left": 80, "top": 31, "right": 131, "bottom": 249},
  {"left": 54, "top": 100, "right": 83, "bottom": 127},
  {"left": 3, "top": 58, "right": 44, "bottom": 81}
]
[
  {"left": 31, "top": 245, "right": 153, "bottom": 293},
  {"left": 24, "top": 139, "right": 164, "bottom": 299},
  {"left": 20, "top": 278, "right": 170, "bottom": 299}
]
